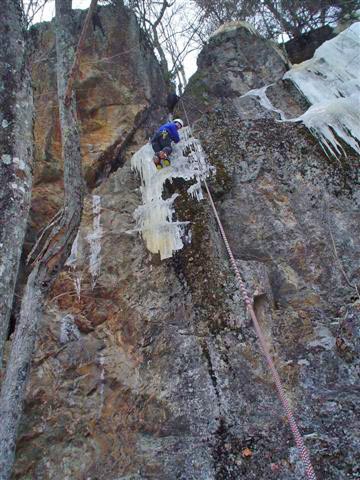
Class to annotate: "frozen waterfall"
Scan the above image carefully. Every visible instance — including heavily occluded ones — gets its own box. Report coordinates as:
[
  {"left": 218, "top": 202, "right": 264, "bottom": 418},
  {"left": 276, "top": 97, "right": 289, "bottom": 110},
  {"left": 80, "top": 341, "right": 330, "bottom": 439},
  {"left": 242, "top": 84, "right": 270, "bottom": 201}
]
[
  {"left": 243, "top": 23, "right": 360, "bottom": 158},
  {"left": 131, "top": 126, "right": 213, "bottom": 260},
  {"left": 284, "top": 22, "right": 360, "bottom": 157}
]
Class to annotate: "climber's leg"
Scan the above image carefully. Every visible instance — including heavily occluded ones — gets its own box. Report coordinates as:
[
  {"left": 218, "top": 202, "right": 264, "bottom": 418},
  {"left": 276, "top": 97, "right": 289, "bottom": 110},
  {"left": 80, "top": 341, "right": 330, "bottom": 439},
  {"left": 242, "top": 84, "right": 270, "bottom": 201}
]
[
  {"left": 159, "top": 147, "right": 172, "bottom": 167},
  {"left": 151, "top": 135, "right": 163, "bottom": 168},
  {"left": 158, "top": 133, "right": 172, "bottom": 167},
  {"left": 151, "top": 132, "right": 172, "bottom": 169}
]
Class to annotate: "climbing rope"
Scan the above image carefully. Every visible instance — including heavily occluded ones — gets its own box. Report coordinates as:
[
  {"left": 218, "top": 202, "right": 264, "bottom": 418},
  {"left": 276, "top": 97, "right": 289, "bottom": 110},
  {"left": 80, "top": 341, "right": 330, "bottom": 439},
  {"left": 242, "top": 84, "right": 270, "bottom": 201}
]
[{"left": 180, "top": 98, "right": 317, "bottom": 479}]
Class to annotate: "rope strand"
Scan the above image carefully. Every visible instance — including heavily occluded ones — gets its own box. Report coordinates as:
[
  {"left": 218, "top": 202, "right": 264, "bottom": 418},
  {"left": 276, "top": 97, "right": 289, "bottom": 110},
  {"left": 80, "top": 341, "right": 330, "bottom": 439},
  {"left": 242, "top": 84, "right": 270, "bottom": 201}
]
[{"left": 179, "top": 98, "right": 316, "bottom": 479}]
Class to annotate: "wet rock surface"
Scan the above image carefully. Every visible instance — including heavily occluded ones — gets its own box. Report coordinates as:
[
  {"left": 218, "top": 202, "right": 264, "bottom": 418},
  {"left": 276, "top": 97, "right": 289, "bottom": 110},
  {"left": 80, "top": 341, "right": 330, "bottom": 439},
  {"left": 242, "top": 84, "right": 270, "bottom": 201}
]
[{"left": 10, "top": 23, "right": 360, "bottom": 480}]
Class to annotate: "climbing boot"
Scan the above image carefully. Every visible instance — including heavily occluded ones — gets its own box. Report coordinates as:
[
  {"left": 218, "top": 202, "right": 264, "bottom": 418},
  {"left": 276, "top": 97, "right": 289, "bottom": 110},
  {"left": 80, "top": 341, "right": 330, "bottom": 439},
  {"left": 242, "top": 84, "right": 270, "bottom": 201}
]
[
  {"left": 153, "top": 154, "right": 162, "bottom": 169},
  {"left": 162, "top": 158, "right": 171, "bottom": 167},
  {"left": 159, "top": 151, "right": 170, "bottom": 167}
]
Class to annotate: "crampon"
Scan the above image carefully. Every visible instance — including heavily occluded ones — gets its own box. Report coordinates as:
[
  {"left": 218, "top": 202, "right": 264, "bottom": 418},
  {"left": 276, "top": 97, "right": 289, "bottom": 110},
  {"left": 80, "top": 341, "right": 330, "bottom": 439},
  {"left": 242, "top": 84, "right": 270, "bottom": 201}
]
[{"left": 153, "top": 151, "right": 171, "bottom": 170}]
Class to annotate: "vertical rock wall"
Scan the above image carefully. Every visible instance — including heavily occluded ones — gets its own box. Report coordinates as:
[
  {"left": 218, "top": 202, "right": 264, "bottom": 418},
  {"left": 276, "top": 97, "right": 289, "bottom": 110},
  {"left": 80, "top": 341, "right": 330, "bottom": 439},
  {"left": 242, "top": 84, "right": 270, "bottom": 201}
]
[
  {"left": 11, "top": 23, "right": 360, "bottom": 480},
  {"left": 28, "top": 3, "right": 167, "bottom": 243}
]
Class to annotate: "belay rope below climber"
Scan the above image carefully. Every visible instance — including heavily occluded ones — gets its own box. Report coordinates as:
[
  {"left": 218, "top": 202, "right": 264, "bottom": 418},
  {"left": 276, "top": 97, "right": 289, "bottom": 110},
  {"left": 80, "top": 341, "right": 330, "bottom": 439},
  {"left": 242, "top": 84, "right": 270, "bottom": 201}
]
[
  {"left": 204, "top": 181, "right": 317, "bottom": 480},
  {"left": 180, "top": 99, "right": 317, "bottom": 479}
]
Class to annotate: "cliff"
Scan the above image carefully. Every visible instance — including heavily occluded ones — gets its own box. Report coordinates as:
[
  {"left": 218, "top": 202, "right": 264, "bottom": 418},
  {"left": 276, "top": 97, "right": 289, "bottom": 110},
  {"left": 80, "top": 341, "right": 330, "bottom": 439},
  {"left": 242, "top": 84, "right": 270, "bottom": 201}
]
[
  {"left": 26, "top": 2, "right": 166, "bottom": 247},
  {"left": 9, "top": 18, "right": 360, "bottom": 480}
]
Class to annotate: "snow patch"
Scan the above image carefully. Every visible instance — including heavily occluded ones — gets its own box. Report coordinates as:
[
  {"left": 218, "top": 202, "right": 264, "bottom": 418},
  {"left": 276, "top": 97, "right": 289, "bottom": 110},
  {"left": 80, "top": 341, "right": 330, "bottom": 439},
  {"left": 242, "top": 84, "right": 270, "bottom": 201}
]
[
  {"left": 211, "top": 21, "right": 258, "bottom": 39},
  {"left": 13, "top": 157, "right": 26, "bottom": 170},
  {"left": 308, "top": 325, "right": 336, "bottom": 350},
  {"left": 1, "top": 154, "right": 12, "bottom": 165},
  {"left": 131, "top": 126, "right": 213, "bottom": 260}
]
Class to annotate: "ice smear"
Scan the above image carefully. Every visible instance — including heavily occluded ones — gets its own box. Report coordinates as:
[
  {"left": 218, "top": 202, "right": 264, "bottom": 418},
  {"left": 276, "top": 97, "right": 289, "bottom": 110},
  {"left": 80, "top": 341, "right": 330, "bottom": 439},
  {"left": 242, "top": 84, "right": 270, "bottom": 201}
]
[
  {"left": 98, "top": 353, "right": 105, "bottom": 418},
  {"left": 86, "top": 195, "right": 103, "bottom": 288},
  {"left": 241, "top": 84, "right": 287, "bottom": 120},
  {"left": 66, "top": 232, "right": 82, "bottom": 299},
  {"left": 284, "top": 22, "right": 360, "bottom": 156},
  {"left": 131, "top": 126, "right": 213, "bottom": 260}
]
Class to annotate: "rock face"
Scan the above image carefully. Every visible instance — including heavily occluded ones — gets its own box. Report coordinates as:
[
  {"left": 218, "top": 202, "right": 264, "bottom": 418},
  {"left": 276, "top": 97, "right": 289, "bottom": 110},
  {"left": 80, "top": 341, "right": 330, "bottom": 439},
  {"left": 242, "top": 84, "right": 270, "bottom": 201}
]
[
  {"left": 27, "top": 2, "right": 166, "bottom": 242},
  {"left": 11, "top": 24, "right": 360, "bottom": 480},
  {"left": 285, "top": 26, "right": 336, "bottom": 64}
]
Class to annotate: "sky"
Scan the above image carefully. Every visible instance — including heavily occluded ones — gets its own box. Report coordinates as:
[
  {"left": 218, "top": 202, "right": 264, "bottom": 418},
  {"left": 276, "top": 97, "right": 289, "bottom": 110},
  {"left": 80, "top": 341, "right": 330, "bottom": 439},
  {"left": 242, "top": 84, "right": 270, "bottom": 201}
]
[
  {"left": 32, "top": 0, "right": 199, "bottom": 81},
  {"left": 34, "top": 0, "right": 90, "bottom": 22}
]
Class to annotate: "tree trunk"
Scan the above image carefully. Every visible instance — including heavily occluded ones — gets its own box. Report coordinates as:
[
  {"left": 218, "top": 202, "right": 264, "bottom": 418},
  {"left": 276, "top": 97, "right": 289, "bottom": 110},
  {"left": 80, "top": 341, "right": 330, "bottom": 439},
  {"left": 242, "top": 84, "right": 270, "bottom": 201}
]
[
  {"left": 0, "top": 0, "right": 33, "bottom": 366},
  {"left": 0, "top": 0, "right": 85, "bottom": 477}
]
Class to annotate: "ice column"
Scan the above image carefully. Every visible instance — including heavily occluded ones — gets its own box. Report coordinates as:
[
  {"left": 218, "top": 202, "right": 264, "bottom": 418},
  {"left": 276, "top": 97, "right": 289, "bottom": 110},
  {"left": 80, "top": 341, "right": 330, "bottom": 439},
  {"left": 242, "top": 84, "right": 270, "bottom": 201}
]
[
  {"left": 86, "top": 195, "right": 103, "bottom": 288},
  {"left": 98, "top": 353, "right": 105, "bottom": 419},
  {"left": 131, "top": 127, "right": 213, "bottom": 260}
]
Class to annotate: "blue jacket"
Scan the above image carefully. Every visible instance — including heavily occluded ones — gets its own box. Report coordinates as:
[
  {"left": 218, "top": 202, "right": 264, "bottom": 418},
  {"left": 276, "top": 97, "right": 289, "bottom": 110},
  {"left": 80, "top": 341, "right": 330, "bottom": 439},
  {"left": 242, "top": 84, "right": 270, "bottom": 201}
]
[{"left": 157, "top": 121, "right": 180, "bottom": 143}]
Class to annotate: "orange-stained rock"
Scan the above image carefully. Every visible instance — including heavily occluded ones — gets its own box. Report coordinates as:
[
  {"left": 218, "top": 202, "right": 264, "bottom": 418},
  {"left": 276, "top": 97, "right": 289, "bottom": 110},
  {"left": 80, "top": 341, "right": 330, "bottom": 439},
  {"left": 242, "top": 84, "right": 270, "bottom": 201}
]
[
  {"left": 10, "top": 21, "right": 360, "bottom": 480},
  {"left": 29, "top": 3, "right": 166, "bottom": 239}
]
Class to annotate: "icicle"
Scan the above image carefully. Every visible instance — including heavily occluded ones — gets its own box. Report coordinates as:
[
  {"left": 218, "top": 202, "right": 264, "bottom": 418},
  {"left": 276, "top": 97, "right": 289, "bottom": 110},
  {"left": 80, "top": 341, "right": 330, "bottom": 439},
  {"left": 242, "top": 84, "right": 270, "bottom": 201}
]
[
  {"left": 287, "top": 95, "right": 360, "bottom": 157},
  {"left": 86, "top": 195, "right": 103, "bottom": 288},
  {"left": 131, "top": 127, "right": 214, "bottom": 260},
  {"left": 284, "top": 22, "right": 360, "bottom": 156},
  {"left": 240, "top": 24, "right": 360, "bottom": 158}
]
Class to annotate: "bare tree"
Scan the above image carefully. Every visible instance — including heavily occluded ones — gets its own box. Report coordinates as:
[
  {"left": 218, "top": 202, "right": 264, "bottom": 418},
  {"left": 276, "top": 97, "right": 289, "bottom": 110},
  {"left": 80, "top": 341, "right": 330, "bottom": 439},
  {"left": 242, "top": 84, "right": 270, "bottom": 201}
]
[
  {"left": 21, "top": 0, "right": 51, "bottom": 25},
  {"left": 125, "top": 0, "right": 204, "bottom": 90},
  {"left": 158, "top": 1, "right": 204, "bottom": 90},
  {"left": 261, "top": 0, "right": 360, "bottom": 38},
  {"left": 127, "top": 0, "right": 172, "bottom": 78},
  {"left": 0, "top": 0, "right": 93, "bottom": 476},
  {"left": 191, "top": 0, "right": 360, "bottom": 39},
  {"left": 0, "top": 1, "right": 34, "bottom": 366}
]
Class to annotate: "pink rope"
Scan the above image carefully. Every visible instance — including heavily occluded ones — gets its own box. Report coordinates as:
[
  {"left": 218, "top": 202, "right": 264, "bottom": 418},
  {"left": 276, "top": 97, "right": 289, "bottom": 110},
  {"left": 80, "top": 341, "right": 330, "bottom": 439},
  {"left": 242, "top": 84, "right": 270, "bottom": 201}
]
[{"left": 203, "top": 179, "right": 317, "bottom": 480}]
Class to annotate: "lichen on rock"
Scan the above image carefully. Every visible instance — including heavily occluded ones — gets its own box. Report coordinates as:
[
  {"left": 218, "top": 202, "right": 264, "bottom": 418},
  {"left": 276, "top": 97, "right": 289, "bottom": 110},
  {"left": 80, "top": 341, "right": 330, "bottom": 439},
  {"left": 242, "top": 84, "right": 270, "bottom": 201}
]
[{"left": 10, "top": 17, "right": 360, "bottom": 480}]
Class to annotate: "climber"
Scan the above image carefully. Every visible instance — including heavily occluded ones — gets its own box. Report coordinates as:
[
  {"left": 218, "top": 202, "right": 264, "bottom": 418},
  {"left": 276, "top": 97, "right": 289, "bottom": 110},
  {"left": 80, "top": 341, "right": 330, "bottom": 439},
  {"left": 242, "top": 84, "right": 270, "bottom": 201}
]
[{"left": 151, "top": 118, "right": 184, "bottom": 170}]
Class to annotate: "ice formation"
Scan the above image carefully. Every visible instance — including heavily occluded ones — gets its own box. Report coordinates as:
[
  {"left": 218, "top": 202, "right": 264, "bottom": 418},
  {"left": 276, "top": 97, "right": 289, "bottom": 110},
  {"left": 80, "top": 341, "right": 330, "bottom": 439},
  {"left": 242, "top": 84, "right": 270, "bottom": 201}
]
[
  {"left": 131, "top": 126, "right": 213, "bottom": 260},
  {"left": 284, "top": 22, "right": 360, "bottom": 157},
  {"left": 242, "top": 23, "right": 360, "bottom": 157},
  {"left": 98, "top": 353, "right": 105, "bottom": 418},
  {"left": 241, "top": 84, "right": 287, "bottom": 120},
  {"left": 86, "top": 195, "right": 103, "bottom": 287},
  {"left": 66, "top": 232, "right": 82, "bottom": 299}
]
